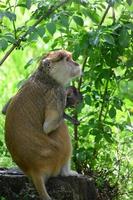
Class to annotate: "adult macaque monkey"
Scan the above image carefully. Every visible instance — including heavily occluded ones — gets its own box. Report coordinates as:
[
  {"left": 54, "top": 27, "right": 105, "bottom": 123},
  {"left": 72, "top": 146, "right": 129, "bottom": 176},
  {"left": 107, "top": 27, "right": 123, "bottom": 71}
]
[{"left": 5, "top": 50, "right": 81, "bottom": 200}]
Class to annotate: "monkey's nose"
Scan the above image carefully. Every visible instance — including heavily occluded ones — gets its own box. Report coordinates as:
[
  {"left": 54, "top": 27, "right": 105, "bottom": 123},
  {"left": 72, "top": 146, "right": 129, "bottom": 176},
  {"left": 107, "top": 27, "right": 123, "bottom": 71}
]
[{"left": 75, "top": 67, "right": 82, "bottom": 77}]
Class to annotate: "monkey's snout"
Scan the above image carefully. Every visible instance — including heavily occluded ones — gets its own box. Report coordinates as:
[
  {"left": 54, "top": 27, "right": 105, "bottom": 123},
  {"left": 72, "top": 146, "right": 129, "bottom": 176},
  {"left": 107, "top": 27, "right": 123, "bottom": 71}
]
[{"left": 75, "top": 66, "right": 82, "bottom": 77}]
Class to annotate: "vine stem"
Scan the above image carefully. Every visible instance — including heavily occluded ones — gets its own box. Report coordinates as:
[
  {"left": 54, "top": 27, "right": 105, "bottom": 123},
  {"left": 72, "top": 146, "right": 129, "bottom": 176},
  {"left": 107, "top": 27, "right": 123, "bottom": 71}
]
[{"left": 0, "top": 0, "right": 70, "bottom": 66}]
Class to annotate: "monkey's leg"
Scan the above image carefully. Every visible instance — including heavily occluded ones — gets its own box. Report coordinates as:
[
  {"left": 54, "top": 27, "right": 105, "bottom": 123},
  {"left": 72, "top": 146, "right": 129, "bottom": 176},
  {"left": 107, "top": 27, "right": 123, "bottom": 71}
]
[
  {"left": 60, "top": 160, "right": 78, "bottom": 176},
  {"left": 30, "top": 172, "right": 51, "bottom": 200},
  {"left": 43, "top": 109, "right": 62, "bottom": 134}
]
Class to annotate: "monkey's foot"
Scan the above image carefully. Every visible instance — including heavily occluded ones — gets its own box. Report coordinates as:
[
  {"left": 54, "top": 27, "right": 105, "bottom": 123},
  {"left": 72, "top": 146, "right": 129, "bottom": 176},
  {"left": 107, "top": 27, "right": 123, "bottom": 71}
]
[{"left": 42, "top": 196, "right": 51, "bottom": 200}]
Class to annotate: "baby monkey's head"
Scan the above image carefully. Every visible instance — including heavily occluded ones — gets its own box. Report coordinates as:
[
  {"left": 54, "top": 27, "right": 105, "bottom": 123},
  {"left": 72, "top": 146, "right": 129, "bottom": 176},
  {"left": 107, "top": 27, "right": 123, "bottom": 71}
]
[{"left": 40, "top": 50, "right": 81, "bottom": 85}]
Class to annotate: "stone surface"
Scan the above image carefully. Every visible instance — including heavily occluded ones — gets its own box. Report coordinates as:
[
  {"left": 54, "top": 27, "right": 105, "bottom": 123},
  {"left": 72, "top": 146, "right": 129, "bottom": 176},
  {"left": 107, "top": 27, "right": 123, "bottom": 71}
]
[{"left": 0, "top": 168, "right": 97, "bottom": 200}]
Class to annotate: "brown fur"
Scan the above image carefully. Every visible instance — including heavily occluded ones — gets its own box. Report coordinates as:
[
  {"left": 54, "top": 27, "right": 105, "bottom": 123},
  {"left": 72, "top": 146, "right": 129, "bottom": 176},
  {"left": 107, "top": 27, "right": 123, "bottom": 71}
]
[{"left": 5, "top": 50, "right": 81, "bottom": 200}]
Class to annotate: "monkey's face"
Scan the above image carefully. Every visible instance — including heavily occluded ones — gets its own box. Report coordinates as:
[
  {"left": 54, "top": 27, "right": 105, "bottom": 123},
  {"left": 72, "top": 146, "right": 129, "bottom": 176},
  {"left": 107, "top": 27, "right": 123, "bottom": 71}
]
[{"left": 41, "top": 50, "right": 81, "bottom": 85}]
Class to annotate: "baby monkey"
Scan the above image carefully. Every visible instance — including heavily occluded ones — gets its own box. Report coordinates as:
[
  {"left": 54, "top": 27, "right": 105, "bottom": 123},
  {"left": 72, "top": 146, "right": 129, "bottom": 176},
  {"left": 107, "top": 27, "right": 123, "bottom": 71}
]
[{"left": 5, "top": 50, "right": 81, "bottom": 200}]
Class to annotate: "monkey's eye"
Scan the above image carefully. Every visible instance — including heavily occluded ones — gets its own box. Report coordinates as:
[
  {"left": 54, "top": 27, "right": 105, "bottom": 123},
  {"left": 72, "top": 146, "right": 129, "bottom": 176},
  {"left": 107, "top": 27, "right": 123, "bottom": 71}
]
[
  {"left": 66, "top": 56, "right": 71, "bottom": 61},
  {"left": 46, "top": 62, "right": 50, "bottom": 67},
  {"left": 42, "top": 59, "right": 51, "bottom": 69}
]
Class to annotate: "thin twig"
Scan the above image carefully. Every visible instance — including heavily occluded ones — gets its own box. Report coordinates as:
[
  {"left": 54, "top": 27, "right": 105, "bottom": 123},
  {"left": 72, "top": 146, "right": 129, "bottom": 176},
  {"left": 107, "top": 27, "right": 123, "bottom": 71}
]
[
  {"left": 98, "top": 79, "right": 109, "bottom": 122},
  {"left": 99, "top": 3, "right": 111, "bottom": 26},
  {"left": 92, "top": 3, "right": 114, "bottom": 160},
  {"left": 73, "top": 50, "right": 88, "bottom": 172},
  {"left": 112, "top": 7, "right": 116, "bottom": 24},
  {"left": 0, "top": 0, "right": 69, "bottom": 66},
  {"left": 97, "top": 2, "right": 114, "bottom": 122},
  {"left": 8, "top": 1, "right": 17, "bottom": 39},
  {"left": 78, "top": 54, "right": 88, "bottom": 91}
]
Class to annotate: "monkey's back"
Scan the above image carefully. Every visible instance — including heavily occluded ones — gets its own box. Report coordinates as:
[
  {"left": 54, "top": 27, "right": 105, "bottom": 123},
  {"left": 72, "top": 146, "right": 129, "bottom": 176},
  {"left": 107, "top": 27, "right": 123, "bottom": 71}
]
[{"left": 5, "top": 80, "right": 71, "bottom": 177}]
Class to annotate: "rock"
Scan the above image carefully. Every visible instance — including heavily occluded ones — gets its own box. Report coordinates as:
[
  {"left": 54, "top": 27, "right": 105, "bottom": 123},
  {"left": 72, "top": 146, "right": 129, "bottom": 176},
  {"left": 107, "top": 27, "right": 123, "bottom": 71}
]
[{"left": 0, "top": 168, "right": 97, "bottom": 200}]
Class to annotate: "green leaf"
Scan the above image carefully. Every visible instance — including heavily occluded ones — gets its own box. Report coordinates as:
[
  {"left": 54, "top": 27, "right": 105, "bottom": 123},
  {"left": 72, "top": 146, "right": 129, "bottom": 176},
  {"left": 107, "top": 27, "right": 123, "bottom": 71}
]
[
  {"left": 36, "top": 26, "right": 45, "bottom": 38},
  {"left": 126, "top": 0, "right": 132, "bottom": 6},
  {"left": 60, "top": 15, "right": 69, "bottom": 27},
  {"left": 114, "top": 98, "right": 123, "bottom": 110},
  {"left": 85, "top": 95, "right": 92, "bottom": 105},
  {"left": 76, "top": 102, "right": 84, "bottom": 113},
  {"left": 4, "top": 11, "right": 16, "bottom": 21},
  {"left": 0, "top": 11, "right": 4, "bottom": 19},
  {"left": 103, "top": 133, "right": 113, "bottom": 143},
  {"left": 95, "top": 134, "right": 102, "bottom": 143},
  {"left": 119, "top": 28, "right": 130, "bottom": 47},
  {"left": 4, "top": 33, "right": 16, "bottom": 43},
  {"left": 107, "top": 0, "right": 115, "bottom": 6},
  {"left": 16, "top": 3, "right": 27, "bottom": 8},
  {"left": 104, "top": 34, "right": 115, "bottom": 45},
  {"left": 0, "top": 38, "right": 8, "bottom": 51},
  {"left": 0, "top": 2, "right": 6, "bottom": 8},
  {"left": 109, "top": 107, "right": 116, "bottom": 118},
  {"left": 73, "top": 16, "right": 84, "bottom": 26},
  {"left": 43, "top": 36, "right": 50, "bottom": 43},
  {"left": 87, "top": 10, "right": 100, "bottom": 23},
  {"left": 28, "top": 26, "right": 36, "bottom": 33},
  {"left": 0, "top": 140, "right": 3, "bottom": 146},
  {"left": 126, "top": 58, "right": 133, "bottom": 67},
  {"left": 125, "top": 23, "right": 133, "bottom": 30},
  {"left": 28, "top": 32, "right": 38, "bottom": 41},
  {"left": 26, "top": 0, "right": 31, "bottom": 9},
  {"left": 24, "top": 58, "right": 34, "bottom": 69},
  {"left": 46, "top": 22, "right": 56, "bottom": 35}
]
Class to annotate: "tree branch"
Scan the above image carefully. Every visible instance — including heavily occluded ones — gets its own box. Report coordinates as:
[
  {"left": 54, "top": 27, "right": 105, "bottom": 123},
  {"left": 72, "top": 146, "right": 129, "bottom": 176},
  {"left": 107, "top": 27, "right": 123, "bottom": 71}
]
[
  {"left": 73, "top": 50, "right": 88, "bottom": 172},
  {"left": 97, "top": 2, "right": 114, "bottom": 122},
  {"left": 78, "top": 2, "right": 112, "bottom": 92},
  {"left": 0, "top": 0, "right": 70, "bottom": 66},
  {"left": 73, "top": 1, "right": 112, "bottom": 170}
]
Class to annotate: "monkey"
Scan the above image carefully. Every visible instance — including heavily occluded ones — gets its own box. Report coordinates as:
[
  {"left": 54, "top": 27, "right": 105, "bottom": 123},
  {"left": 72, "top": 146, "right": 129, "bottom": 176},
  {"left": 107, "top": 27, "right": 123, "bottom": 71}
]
[
  {"left": 64, "top": 86, "right": 83, "bottom": 125},
  {"left": 5, "top": 50, "right": 81, "bottom": 200},
  {"left": 66, "top": 86, "right": 83, "bottom": 108},
  {"left": 2, "top": 86, "right": 83, "bottom": 125}
]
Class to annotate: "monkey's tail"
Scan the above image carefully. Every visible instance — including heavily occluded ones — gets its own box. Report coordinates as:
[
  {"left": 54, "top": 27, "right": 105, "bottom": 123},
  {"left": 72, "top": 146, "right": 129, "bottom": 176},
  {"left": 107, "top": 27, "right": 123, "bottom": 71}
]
[{"left": 30, "top": 171, "right": 51, "bottom": 200}]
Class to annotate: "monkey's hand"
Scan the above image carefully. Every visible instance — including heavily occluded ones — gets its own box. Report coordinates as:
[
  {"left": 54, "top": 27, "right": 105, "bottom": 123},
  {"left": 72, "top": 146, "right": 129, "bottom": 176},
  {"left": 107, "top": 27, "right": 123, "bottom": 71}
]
[
  {"left": 43, "top": 120, "right": 60, "bottom": 134},
  {"left": 43, "top": 109, "right": 62, "bottom": 134},
  {"left": 63, "top": 113, "right": 80, "bottom": 125}
]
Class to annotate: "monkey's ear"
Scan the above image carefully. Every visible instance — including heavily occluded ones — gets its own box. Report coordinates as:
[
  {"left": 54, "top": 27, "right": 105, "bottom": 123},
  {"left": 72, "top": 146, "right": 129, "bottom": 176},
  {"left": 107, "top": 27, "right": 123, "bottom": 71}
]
[
  {"left": 39, "top": 58, "right": 52, "bottom": 72},
  {"left": 42, "top": 58, "right": 51, "bottom": 67}
]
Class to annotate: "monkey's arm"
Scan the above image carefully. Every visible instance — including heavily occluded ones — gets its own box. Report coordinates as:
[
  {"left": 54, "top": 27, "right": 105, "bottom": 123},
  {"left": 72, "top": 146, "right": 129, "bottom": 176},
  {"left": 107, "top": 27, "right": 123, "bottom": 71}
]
[
  {"left": 63, "top": 113, "right": 80, "bottom": 125},
  {"left": 43, "top": 109, "right": 63, "bottom": 134}
]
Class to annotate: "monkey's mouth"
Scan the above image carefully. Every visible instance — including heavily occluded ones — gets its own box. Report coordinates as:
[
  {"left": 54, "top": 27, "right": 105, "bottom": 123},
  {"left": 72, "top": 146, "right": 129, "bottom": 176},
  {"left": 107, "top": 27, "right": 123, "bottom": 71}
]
[{"left": 71, "top": 67, "right": 82, "bottom": 78}]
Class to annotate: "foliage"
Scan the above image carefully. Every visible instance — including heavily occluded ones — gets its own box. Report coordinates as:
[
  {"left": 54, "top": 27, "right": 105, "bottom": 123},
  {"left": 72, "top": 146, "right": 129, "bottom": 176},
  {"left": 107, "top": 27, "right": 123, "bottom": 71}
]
[{"left": 0, "top": 0, "right": 133, "bottom": 199}]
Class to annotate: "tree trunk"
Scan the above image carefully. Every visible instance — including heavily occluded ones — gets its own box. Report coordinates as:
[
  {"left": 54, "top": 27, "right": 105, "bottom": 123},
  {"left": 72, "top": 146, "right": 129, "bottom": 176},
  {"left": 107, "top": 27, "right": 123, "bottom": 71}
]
[{"left": 0, "top": 168, "right": 97, "bottom": 200}]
